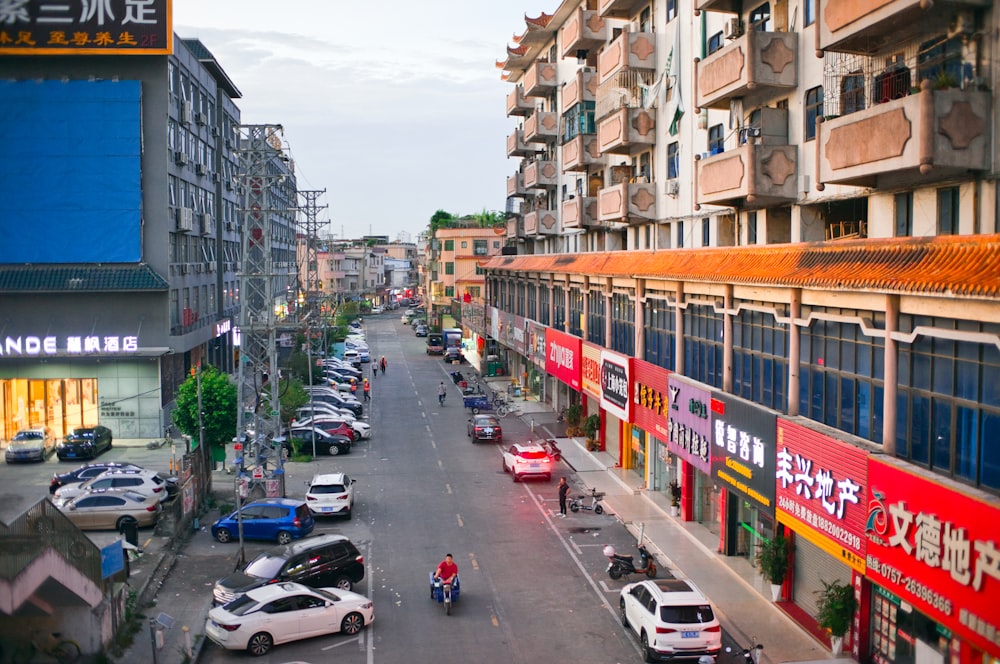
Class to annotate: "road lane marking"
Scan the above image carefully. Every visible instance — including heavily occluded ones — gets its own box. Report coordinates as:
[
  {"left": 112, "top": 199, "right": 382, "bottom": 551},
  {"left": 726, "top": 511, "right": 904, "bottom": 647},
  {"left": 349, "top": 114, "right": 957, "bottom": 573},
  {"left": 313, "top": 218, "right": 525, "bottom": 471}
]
[
  {"left": 445, "top": 483, "right": 453, "bottom": 494},
  {"left": 456, "top": 514, "right": 464, "bottom": 528}
]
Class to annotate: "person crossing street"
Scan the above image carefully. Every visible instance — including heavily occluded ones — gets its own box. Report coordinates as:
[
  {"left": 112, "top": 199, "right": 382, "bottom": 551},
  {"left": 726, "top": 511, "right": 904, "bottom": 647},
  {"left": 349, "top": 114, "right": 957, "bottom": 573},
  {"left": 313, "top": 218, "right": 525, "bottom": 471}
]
[{"left": 380, "top": 356, "right": 387, "bottom": 374}]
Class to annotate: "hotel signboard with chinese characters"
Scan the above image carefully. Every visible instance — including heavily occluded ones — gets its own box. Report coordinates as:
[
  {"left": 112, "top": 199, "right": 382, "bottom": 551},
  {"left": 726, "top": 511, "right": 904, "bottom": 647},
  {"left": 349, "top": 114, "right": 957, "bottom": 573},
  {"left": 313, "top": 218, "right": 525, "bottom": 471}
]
[
  {"left": 0, "top": 334, "right": 140, "bottom": 357},
  {"left": 865, "top": 457, "right": 1000, "bottom": 656},
  {"left": 0, "top": 0, "right": 172, "bottom": 55}
]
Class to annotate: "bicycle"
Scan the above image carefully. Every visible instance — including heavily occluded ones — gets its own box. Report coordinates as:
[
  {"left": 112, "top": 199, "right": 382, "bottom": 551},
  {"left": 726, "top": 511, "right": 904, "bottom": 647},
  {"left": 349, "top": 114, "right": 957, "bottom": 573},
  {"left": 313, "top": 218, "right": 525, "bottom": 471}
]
[{"left": 496, "top": 400, "right": 523, "bottom": 418}]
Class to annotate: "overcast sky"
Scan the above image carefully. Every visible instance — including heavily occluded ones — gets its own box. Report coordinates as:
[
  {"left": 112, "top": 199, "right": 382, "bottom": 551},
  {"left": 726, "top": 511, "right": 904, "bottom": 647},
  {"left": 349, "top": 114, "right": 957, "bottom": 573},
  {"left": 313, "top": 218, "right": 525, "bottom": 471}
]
[{"left": 173, "top": 0, "right": 558, "bottom": 242}]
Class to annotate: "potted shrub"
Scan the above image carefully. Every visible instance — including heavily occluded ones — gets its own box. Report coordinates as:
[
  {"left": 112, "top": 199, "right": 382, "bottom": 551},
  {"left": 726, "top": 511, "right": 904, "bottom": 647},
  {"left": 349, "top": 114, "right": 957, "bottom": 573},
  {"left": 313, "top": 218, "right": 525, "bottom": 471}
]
[
  {"left": 816, "top": 578, "right": 857, "bottom": 656},
  {"left": 668, "top": 480, "right": 682, "bottom": 516},
  {"left": 583, "top": 414, "right": 601, "bottom": 451},
  {"left": 755, "top": 532, "right": 789, "bottom": 601},
  {"left": 564, "top": 404, "right": 583, "bottom": 437}
]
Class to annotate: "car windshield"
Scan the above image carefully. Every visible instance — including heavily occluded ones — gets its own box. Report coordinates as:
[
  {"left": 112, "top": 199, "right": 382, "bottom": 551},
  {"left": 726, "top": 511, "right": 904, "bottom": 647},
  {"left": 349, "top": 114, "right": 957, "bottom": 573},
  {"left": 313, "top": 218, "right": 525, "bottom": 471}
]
[
  {"left": 660, "top": 604, "right": 715, "bottom": 624},
  {"left": 244, "top": 553, "right": 287, "bottom": 579},
  {"left": 310, "top": 484, "right": 346, "bottom": 494}
]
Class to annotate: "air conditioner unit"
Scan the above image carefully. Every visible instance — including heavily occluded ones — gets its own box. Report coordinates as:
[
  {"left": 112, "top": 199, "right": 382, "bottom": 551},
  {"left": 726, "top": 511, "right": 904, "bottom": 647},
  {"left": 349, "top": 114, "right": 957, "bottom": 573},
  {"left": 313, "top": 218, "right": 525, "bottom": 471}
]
[
  {"left": 213, "top": 172, "right": 222, "bottom": 183},
  {"left": 176, "top": 207, "right": 194, "bottom": 232},
  {"left": 211, "top": 126, "right": 219, "bottom": 137},
  {"left": 623, "top": 21, "right": 639, "bottom": 33},
  {"left": 665, "top": 179, "right": 680, "bottom": 197},
  {"left": 174, "top": 150, "right": 187, "bottom": 166},
  {"left": 199, "top": 213, "right": 212, "bottom": 234},
  {"left": 180, "top": 100, "right": 193, "bottom": 125},
  {"left": 725, "top": 18, "right": 744, "bottom": 39},
  {"left": 195, "top": 163, "right": 208, "bottom": 176},
  {"left": 195, "top": 111, "right": 206, "bottom": 125}
]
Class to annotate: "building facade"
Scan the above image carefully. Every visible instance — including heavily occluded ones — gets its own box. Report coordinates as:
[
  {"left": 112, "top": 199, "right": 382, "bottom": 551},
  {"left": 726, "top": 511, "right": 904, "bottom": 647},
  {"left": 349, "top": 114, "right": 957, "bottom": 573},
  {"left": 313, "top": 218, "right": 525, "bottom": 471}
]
[{"left": 484, "top": 2, "right": 1000, "bottom": 662}]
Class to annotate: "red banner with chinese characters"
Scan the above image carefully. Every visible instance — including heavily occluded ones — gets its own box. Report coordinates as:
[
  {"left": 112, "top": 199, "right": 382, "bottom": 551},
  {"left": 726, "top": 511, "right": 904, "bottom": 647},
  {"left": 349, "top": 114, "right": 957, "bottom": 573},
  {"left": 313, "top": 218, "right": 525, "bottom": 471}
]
[
  {"left": 775, "top": 419, "right": 868, "bottom": 573},
  {"left": 865, "top": 457, "right": 1000, "bottom": 655},
  {"left": 581, "top": 341, "right": 602, "bottom": 400},
  {"left": 631, "top": 359, "right": 669, "bottom": 434},
  {"left": 544, "top": 328, "right": 581, "bottom": 391}
]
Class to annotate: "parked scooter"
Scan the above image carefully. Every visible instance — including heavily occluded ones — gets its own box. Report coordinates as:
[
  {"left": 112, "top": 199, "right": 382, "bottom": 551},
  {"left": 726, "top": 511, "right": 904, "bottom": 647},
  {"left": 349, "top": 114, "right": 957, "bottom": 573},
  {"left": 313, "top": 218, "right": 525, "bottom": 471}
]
[
  {"left": 450, "top": 371, "right": 465, "bottom": 385},
  {"left": 540, "top": 438, "right": 562, "bottom": 462},
  {"left": 603, "top": 543, "right": 657, "bottom": 579},
  {"left": 726, "top": 640, "right": 764, "bottom": 664},
  {"left": 569, "top": 487, "right": 604, "bottom": 513}
]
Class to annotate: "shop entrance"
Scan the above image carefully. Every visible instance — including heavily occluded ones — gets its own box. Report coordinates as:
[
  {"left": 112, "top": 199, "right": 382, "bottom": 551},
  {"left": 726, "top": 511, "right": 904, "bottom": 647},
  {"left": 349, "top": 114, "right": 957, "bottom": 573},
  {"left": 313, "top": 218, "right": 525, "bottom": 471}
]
[{"left": 0, "top": 378, "right": 99, "bottom": 440}]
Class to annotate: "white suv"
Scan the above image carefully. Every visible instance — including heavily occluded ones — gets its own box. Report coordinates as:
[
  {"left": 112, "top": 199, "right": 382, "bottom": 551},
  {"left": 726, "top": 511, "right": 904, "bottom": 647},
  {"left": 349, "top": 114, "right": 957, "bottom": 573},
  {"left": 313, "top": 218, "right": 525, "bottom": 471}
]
[
  {"left": 305, "top": 473, "right": 355, "bottom": 518},
  {"left": 619, "top": 578, "right": 721, "bottom": 661},
  {"left": 501, "top": 443, "right": 553, "bottom": 482},
  {"left": 54, "top": 469, "right": 171, "bottom": 504}
]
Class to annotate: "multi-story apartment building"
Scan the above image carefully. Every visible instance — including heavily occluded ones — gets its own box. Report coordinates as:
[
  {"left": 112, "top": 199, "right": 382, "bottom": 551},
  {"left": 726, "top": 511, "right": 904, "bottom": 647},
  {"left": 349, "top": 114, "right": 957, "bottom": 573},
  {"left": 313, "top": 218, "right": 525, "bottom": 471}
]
[
  {"left": 426, "top": 226, "right": 505, "bottom": 316},
  {"left": 0, "top": 19, "right": 298, "bottom": 441},
  {"left": 487, "top": 2, "right": 1000, "bottom": 662}
]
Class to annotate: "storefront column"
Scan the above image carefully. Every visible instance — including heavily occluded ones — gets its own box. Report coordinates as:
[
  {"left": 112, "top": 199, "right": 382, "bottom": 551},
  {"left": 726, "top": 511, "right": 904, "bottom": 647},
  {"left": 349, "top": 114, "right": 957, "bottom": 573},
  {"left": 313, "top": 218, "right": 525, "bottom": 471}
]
[
  {"left": 581, "top": 276, "right": 590, "bottom": 340},
  {"left": 722, "top": 284, "right": 733, "bottom": 393},
  {"left": 882, "top": 294, "right": 899, "bottom": 455},
  {"left": 634, "top": 279, "right": 645, "bottom": 360},
  {"left": 787, "top": 289, "right": 801, "bottom": 417},
  {"left": 675, "top": 283, "right": 684, "bottom": 373},
  {"left": 604, "top": 278, "right": 612, "bottom": 349},
  {"left": 681, "top": 460, "right": 695, "bottom": 520}
]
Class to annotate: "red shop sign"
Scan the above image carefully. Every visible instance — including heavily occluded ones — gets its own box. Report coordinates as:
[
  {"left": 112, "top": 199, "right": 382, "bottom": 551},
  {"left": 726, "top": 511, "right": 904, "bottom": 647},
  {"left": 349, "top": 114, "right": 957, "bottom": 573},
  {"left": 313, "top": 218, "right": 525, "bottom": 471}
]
[
  {"left": 866, "top": 457, "right": 1000, "bottom": 654},
  {"left": 775, "top": 419, "right": 867, "bottom": 573},
  {"left": 631, "top": 358, "right": 669, "bottom": 433},
  {"left": 544, "top": 328, "right": 581, "bottom": 391}
]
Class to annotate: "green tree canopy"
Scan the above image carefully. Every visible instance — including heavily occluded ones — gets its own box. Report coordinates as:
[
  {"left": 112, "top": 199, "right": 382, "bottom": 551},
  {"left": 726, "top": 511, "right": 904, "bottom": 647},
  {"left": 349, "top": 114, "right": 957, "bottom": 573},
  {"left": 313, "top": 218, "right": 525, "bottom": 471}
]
[{"left": 172, "top": 365, "right": 238, "bottom": 451}]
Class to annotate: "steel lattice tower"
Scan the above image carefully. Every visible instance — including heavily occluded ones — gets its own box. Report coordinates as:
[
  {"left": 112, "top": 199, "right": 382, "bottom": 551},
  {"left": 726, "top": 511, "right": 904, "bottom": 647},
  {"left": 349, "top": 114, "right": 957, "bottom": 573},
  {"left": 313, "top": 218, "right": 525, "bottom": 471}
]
[{"left": 297, "top": 189, "right": 327, "bottom": 315}]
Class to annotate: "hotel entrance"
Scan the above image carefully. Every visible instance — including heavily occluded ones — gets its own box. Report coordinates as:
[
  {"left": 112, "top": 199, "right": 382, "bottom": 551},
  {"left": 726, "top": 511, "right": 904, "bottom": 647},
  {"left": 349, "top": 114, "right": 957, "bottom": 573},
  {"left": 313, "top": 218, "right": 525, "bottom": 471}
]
[{"left": 0, "top": 378, "right": 99, "bottom": 441}]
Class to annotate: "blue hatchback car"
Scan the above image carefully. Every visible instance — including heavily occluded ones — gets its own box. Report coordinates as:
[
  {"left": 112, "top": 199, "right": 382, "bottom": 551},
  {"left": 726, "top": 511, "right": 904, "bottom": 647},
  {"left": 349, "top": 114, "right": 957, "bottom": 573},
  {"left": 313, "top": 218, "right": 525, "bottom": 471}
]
[{"left": 212, "top": 498, "right": 315, "bottom": 545}]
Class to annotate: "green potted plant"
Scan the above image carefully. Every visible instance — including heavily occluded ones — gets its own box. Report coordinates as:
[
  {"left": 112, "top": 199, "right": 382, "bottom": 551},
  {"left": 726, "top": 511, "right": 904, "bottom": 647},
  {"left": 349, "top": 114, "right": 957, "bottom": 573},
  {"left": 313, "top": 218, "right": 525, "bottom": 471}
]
[
  {"left": 755, "top": 532, "right": 789, "bottom": 601},
  {"left": 816, "top": 578, "right": 857, "bottom": 656},
  {"left": 583, "top": 414, "right": 601, "bottom": 451},
  {"left": 564, "top": 404, "right": 583, "bottom": 437},
  {"left": 668, "top": 480, "right": 682, "bottom": 516}
]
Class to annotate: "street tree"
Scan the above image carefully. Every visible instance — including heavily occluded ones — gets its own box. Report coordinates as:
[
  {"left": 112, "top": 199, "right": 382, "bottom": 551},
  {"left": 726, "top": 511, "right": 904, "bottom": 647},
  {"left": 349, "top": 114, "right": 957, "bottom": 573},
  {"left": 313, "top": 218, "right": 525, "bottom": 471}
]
[{"left": 172, "top": 365, "right": 238, "bottom": 459}]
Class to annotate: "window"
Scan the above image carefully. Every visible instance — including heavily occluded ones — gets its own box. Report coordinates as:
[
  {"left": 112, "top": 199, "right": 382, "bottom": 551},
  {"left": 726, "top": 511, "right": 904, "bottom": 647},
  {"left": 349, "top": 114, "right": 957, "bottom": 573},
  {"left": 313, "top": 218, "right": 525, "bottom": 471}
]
[
  {"left": 937, "top": 186, "right": 960, "bottom": 235},
  {"left": 610, "top": 293, "right": 635, "bottom": 356},
  {"left": 568, "top": 287, "right": 584, "bottom": 337},
  {"left": 539, "top": 287, "right": 550, "bottom": 325},
  {"left": 493, "top": 240, "right": 500, "bottom": 248},
  {"left": 748, "top": 211, "right": 758, "bottom": 244},
  {"left": 708, "top": 124, "right": 724, "bottom": 155},
  {"left": 667, "top": 0, "right": 676, "bottom": 21},
  {"left": 473, "top": 239, "right": 488, "bottom": 256},
  {"left": 684, "top": 305, "right": 725, "bottom": 388},
  {"left": 749, "top": 2, "right": 772, "bottom": 32},
  {"left": 840, "top": 72, "right": 865, "bottom": 115},
  {"left": 676, "top": 220, "right": 684, "bottom": 248},
  {"left": 461, "top": 241, "right": 468, "bottom": 248},
  {"left": 804, "top": 86, "right": 823, "bottom": 141},
  {"left": 702, "top": 218, "right": 710, "bottom": 247},
  {"left": 587, "top": 291, "right": 605, "bottom": 346},
  {"left": 804, "top": 0, "right": 815, "bottom": 26},
  {"left": 445, "top": 262, "right": 454, "bottom": 275},
  {"left": 917, "top": 36, "right": 963, "bottom": 87},
  {"left": 445, "top": 286, "right": 454, "bottom": 297},
  {"left": 644, "top": 298, "right": 675, "bottom": 370},
  {"left": 444, "top": 239, "right": 454, "bottom": 251},
  {"left": 467, "top": 286, "right": 481, "bottom": 299},
  {"left": 667, "top": 142, "right": 679, "bottom": 179},
  {"left": 895, "top": 192, "right": 913, "bottom": 237},
  {"left": 561, "top": 101, "right": 596, "bottom": 143},
  {"left": 733, "top": 305, "right": 788, "bottom": 411},
  {"left": 707, "top": 32, "right": 724, "bottom": 55}
]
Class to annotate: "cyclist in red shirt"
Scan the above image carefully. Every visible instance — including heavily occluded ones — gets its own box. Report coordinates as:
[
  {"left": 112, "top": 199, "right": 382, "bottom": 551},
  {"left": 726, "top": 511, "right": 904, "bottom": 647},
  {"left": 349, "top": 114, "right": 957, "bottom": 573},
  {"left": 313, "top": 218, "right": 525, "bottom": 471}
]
[{"left": 434, "top": 553, "right": 458, "bottom": 585}]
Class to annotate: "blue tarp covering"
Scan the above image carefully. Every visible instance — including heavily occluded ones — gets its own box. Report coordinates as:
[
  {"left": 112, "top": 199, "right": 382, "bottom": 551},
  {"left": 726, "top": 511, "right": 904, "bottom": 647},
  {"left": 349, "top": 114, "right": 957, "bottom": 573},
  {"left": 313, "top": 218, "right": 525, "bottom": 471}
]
[{"left": 0, "top": 80, "right": 142, "bottom": 263}]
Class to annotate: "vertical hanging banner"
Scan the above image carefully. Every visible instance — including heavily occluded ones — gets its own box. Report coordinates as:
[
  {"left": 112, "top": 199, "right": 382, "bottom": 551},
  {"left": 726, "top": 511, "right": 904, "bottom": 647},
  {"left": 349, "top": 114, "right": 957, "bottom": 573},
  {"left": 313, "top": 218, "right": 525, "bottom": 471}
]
[{"left": 600, "top": 348, "right": 631, "bottom": 421}]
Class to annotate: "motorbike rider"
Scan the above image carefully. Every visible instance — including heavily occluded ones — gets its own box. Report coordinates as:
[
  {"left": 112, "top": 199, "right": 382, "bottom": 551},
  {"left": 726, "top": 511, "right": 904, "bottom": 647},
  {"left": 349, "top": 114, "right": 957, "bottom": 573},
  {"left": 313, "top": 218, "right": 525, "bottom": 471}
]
[
  {"left": 434, "top": 553, "right": 458, "bottom": 586},
  {"left": 438, "top": 381, "right": 447, "bottom": 405}
]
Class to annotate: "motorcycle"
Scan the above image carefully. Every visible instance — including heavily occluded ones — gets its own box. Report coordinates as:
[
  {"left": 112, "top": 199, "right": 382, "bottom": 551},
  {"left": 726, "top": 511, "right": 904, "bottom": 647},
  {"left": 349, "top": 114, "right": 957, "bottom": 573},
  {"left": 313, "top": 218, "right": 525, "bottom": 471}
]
[
  {"left": 540, "top": 438, "right": 562, "bottom": 462},
  {"left": 568, "top": 487, "right": 603, "bottom": 513},
  {"left": 726, "top": 641, "right": 764, "bottom": 664},
  {"left": 603, "top": 543, "right": 657, "bottom": 579},
  {"left": 450, "top": 371, "right": 465, "bottom": 385}
]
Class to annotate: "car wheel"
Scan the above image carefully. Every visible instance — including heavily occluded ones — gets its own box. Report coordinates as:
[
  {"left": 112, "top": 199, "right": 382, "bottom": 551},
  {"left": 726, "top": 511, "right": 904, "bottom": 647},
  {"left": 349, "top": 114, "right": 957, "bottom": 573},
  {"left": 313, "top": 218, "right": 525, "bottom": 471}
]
[
  {"left": 471, "top": 407, "right": 480, "bottom": 414},
  {"left": 215, "top": 528, "right": 232, "bottom": 543},
  {"left": 247, "top": 632, "right": 273, "bottom": 656},
  {"left": 116, "top": 515, "right": 138, "bottom": 531},
  {"left": 108, "top": 437, "right": 113, "bottom": 449},
  {"left": 276, "top": 531, "right": 292, "bottom": 545},
  {"left": 501, "top": 459, "right": 507, "bottom": 473},
  {"left": 345, "top": 506, "right": 352, "bottom": 520},
  {"left": 641, "top": 631, "right": 656, "bottom": 663},
  {"left": 620, "top": 598, "right": 629, "bottom": 627},
  {"left": 329, "top": 445, "right": 341, "bottom": 456},
  {"left": 512, "top": 472, "right": 520, "bottom": 483},
  {"left": 334, "top": 576, "right": 353, "bottom": 591}
]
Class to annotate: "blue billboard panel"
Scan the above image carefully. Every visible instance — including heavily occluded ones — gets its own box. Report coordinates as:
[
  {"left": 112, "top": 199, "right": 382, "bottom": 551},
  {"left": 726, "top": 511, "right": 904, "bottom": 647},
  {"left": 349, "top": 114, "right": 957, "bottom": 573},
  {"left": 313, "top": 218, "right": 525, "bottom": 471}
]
[{"left": 0, "top": 80, "right": 142, "bottom": 264}]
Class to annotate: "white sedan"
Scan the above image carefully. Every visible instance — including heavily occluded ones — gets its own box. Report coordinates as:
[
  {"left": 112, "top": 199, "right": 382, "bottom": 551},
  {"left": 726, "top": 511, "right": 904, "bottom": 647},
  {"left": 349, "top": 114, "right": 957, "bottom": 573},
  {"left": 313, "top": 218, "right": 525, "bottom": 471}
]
[{"left": 206, "top": 582, "right": 374, "bottom": 656}]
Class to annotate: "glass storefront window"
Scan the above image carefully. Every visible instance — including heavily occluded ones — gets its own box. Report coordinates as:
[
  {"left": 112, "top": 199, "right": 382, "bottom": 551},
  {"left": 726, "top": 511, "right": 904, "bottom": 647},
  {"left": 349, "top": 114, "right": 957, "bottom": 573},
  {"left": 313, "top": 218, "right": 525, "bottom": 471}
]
[{"left": 1, "top": 378, "right": 99, "bottom": 440}]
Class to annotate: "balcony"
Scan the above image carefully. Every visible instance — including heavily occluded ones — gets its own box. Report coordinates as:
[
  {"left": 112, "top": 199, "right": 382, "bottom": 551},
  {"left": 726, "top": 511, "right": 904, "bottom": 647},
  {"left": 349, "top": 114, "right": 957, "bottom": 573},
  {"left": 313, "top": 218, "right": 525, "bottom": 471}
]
[
  {"left": 598, "top": 106, "right": 656, "bottom": 154},
  {"left": 562, "top": 134, "right": 602, "bottom": 172},
  {"left": 506, "top": 216, "right": 525, "bottom": 242},
  {"left": 817, "top": 85, "right": 991, "bottom": 189},
  {"left": 523, "top": 160, "right": 558, "bottom": 189},
  {"left": 523, "top": 110, "right": 559, "bottom": 144},
  {"left": 598, "top": 182, "right": 656, "bottom": 224},
  {"left": 507, "top": 129, "right": 540, "bottom": 158},
  {"left": 523, "top": 61, "right": 558, "bottom": 98},
  {"left": 560, "top": 8, "right": 607, "bottom": 59},
  {"left": 506, "top": 85, "right": 534, "bottom": 117},
  {"left": 598, "top": 28, "right": 656, "bottom": 84},
  {"left": 524, "top": 208, "right": 559, "bottom": 236},
  {"left": 507, "top": 172, "right": 529, "bottom": 198},
  {"left": 695, "top": 0, "right": 739, "bottom": 12},
  {"left": 695, "top": 143, "right": 798, "bottom": 208},
  {"left": 561, "top": 196, "right": 598, "bottom": 229},
  {"left": 599, "top": 0, "right": 646, "bottom": 18},
  {"left": 561, "top": 68, "right": 597, "bottom": 113},
  {"left": 695, "top": 29, "right": 797, "bottom": 111},
  {"left": 817, "top": 0, "right": 990, "bottom": 55}
]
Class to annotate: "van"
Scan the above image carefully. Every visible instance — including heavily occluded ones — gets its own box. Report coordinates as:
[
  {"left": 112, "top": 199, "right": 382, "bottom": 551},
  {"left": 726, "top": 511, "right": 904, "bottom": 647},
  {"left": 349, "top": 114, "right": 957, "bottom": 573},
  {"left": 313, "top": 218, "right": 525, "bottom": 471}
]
[{"left": 426, "top": 333, "right": 444, "bottom": 355}]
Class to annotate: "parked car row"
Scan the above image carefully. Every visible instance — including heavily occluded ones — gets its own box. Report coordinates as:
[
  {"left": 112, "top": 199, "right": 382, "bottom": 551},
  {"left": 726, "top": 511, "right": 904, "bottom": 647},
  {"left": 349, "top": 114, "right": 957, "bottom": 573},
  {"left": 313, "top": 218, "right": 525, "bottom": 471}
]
[
  {"left": 4, "top": 425, "right": 114, "bottom": 464},
  {"left": 47, "top": 461, "right": 178, "bottom": 531}
]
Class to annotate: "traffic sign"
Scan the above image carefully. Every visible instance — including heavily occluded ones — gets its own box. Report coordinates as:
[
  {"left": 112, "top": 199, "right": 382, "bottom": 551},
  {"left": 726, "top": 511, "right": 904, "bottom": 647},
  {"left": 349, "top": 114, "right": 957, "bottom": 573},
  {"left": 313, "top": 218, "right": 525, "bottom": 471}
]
[{"left": 252, "top": 467, "right": 264, "bottom": 479}]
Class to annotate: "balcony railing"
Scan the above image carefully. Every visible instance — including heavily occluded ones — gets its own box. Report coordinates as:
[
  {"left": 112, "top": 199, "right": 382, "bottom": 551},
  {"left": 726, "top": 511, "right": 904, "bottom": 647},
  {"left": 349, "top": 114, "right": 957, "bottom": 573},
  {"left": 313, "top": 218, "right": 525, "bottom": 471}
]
[
  {"left": 560, "top": 8, "right": 607, "bottom": 58},
  {"left": 561, "top": 68, "right": 597, "bottom": 113},
  {"left": 506, "top": 217, "right": 524, "bottom": 241},
  {"left": 561, "top": 196, "right": 598, "bottom": 229},
  {"left": 597, "top": 106, "right": 656, "bottom": 155},
  {"left": 523, "top": 110, "right": 559, "bottom": 144},
  {"left": 599, "top": 0, "right": 647, "bottom": 18},
  {"left": 695, "top": 143, "right": 798, "bottom": 208},
  {"left": 561, "top": 134, "right": 602, "bottom": 172},
  {"left": 695, "top": 29, "right": 797, "bottom": 110},
  {"left": 506, "top": 85, "right": 534, "bottom": 117},
  {"left": 523, "top": 160, "right": 558, "bottom": 189},
  {"left": 524, "top": 208, "right": 559, "bottom": 236},
  {"left": 817, "top": 85, "right": 990, "bottom": 188},
  {"left": 598, "top": 28, "right": 656, "bottom": 84},
  {"left": 598, "top": 182, "right": 656, "bottom": 224},
  {"left": 507, "top": 129, "right": 541, "bottom": 158},
  {"left": 695, "top": 0, "right": 739, "bottom": 12},
  {"left": 507, "top": 172, "right": 529, "bottom": 198},
  {"left": 523, "top": 61, "right": 559, "bottom": 98}
]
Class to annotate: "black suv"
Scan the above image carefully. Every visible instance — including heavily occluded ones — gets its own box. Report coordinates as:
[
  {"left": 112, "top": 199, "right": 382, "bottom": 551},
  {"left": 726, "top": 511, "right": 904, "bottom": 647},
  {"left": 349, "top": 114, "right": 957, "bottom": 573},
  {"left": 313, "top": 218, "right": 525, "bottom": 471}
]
[{"left": 212, "top": 534, "right": 365, "bottom": 605}]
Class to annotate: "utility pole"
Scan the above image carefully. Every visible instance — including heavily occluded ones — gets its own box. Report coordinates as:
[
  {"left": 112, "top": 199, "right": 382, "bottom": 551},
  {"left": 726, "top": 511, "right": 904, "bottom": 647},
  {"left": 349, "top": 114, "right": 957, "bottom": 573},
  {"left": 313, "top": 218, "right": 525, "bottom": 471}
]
[{"left": 297, "top": 189, "right": 327, "bottom": 321}]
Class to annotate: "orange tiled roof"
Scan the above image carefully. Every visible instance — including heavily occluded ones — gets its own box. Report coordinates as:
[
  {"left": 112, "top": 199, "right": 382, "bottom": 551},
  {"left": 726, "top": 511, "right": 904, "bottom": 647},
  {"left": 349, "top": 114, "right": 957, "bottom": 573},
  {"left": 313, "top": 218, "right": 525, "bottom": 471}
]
[
  {"left": 484, "top": 235, "right": 1000, "bottom": 299},
  {"left": 495, "top": 43, "right": 529, "bottom": 70}
]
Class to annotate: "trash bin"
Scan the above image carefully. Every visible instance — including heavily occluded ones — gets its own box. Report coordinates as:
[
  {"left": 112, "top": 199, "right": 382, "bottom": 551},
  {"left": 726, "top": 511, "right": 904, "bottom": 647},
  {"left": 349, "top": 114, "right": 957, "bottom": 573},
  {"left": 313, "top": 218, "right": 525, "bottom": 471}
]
[{"left": 119, "top": 520, "right": 139, "bottom": 547}]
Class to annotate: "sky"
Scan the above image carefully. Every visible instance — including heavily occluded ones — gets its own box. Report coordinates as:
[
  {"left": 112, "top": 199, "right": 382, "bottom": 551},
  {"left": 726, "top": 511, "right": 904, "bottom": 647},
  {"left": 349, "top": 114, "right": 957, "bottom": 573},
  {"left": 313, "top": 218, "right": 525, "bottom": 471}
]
[{"left": 172, "top": 0, "right": 559, "bottom": 242}]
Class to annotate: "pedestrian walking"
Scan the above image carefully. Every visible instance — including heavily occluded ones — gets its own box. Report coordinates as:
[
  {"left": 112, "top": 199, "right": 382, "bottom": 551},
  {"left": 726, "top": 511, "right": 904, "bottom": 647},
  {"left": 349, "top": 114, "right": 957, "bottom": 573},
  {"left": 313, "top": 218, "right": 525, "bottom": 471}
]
[
  {"left": 363, "top": 378, "right": 370, "bottom": 401},
  {"left": 371, "top": 365, "right": 377, "bottom": 379},
  {"left": 350, "top": 379, "right": 358, "bottom": 397},
  {"left": 557, "top": 477, "right": 570, "bottom": 517},
  {"left": 380, "top": 356, "right": 387, "bottom": 374}
]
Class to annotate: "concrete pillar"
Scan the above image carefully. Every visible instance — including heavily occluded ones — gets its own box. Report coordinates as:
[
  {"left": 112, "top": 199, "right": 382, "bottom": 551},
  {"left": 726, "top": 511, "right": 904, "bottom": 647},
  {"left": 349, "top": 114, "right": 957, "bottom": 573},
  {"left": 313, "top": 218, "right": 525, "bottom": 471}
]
[
  {"left": 635, "top": 279, "right": 646, "bottom": 360},
  {"left": 882, "top": 295, "right": 899, "bottom": 455},
  {"left": 723, "top": 285, "right": 733, "bottom": 393},
  {"left": 675, "top": 283, "right": 684, "bottom": 373},
  {"left": 787, "top": 289, "right": 801, "bottom": 416},
  {"left": 604, "top": 278, "right": 613, "bottom": 349}
]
